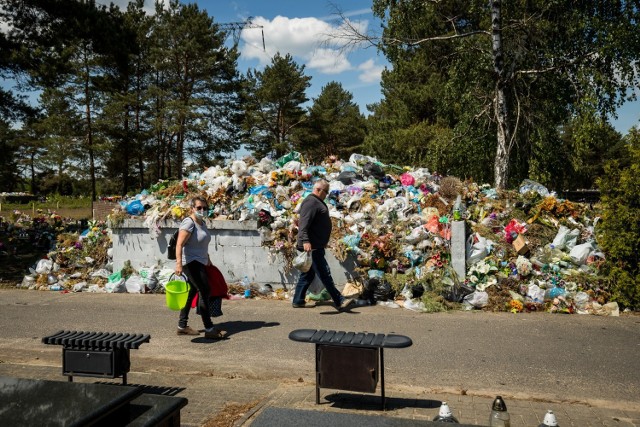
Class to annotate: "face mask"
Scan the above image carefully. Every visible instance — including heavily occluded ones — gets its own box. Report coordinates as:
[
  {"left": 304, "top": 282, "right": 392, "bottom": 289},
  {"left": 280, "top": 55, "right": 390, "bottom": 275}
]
[{"left": 195, "top": 210, "right": 206, "bottom": 219}]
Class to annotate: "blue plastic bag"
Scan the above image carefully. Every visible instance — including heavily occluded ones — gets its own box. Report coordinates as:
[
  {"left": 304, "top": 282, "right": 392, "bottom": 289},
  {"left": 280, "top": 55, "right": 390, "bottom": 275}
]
[{"left": 126, "top": 200, "right": 145, "bottom": 215}]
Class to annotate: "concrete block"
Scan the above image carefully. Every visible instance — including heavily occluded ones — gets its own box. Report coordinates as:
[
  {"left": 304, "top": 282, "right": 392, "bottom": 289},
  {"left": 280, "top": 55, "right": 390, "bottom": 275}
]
[
  {"left": 110, "top": 219, "right": 355, "bottom": 286},
  {"left": 450, "top": 220, "right": 467, "bottom": 281}
]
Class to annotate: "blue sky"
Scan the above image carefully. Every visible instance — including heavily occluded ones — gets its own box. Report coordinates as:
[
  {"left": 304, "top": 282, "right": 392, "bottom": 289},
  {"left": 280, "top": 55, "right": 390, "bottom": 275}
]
[
  {"left": 195, "top": 0, "right": 388, "bottom": 115},
  {"left": 149, "top": 0, "right": 640, "bottom": 133},
  {"left": 5, "top": 0, "right": 639, "bottom": 134}
]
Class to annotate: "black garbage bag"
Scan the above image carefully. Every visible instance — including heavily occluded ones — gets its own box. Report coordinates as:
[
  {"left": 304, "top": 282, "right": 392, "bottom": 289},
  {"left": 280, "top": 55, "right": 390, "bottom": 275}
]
[
  {"left": 363, "top": 278, "right": 395, "bottom": 302},
  {"left": 361, "top": 278, "right": 377, "bottom": 304},
  {"left": 410, "top": 283, "right": 425, "bottom": 299},
  {"left": 337, "top": 170, "right": 363, "bottom": 185},
  {"left": 362, "top": 162, "right": 385, "bottom": 180},
  {"left": 443, "top": 283, "right": 475, "bottom": 303}
]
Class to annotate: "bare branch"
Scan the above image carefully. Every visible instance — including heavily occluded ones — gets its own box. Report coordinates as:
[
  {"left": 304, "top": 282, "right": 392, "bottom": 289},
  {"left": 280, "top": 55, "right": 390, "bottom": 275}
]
[
  {"left": 517, "top": 52, "right": 598, "bottom": 76},
  {"left": 403, "top": 30, "right": 490, "bottom": 46}
]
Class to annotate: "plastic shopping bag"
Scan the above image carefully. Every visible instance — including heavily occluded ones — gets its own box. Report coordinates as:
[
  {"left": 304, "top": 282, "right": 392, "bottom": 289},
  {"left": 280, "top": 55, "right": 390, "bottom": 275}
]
[{"left": 293, "top": 251, "right": 312, "bottom": 272}]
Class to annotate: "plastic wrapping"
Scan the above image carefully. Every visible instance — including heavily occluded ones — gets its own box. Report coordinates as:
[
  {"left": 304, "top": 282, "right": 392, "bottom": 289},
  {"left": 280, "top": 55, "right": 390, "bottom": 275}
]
[{"left": 293, "top": 251, "right": 312, "bottom": 272}]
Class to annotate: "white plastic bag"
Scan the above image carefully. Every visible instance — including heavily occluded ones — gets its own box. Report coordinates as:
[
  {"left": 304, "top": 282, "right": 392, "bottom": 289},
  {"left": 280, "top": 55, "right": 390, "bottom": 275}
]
[
  {"left": 35, "top": 259, "right": 53, "bottom": 275},
  {"left": 230, "top": 160, "right": 248, "bottom": 176},
  {"left": 105, "top": 278, "right": 126, "bottom": 293},
  {"left": 405, "top": 225, "right": 428, "bottom": 244},
  {"left": 570, "top": 241, "right": 594, "bottom": 265},
  {"left": 573, "top": 291, "right": 590, "bottom": 313},
  {"left": 293, "top": 251, "right": 312, "bottom": 272},
  {"left": 526, "top": 283, "right": 545, "bottom": 303},
  {"left": 463, "top": 291, "right": 489, "bottom": 308},
  {"left": 466, "top": 234, "right": 492, "bottom": 266},
  {"left": 403, "top": 298, "right": 426, "bottom": 312},
  {"left": 592, "top": 301, "right": 619, "bottom": 316},
  {"left": 125, "top": 274, "right": 145, "bottom": 293},
  {"left": 552, "top": 225, "right": 580, "bottom": 251},
  {"left": 90, "top": 269, "right": 111, "bottom": 279}
]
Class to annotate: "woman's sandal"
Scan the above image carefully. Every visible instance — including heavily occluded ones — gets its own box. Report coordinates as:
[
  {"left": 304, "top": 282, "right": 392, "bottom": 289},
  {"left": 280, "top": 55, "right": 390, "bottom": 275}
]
[{"left": 205, "top": 328, "right": 228, "bottom": 339}]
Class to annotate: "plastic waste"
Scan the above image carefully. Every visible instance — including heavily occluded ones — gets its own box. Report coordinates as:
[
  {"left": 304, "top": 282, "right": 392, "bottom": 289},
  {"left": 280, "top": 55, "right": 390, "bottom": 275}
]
[
  {"left": 573, "top": 291, "right": 590, "bottom": 312},
  {"left": 307, "top": 289, "right": 331, "bottom": 301},
  {"left": 293, "top": 251, "right": 312, "bottom": 272},
  {"left": 538, "top": 410, "right": 559, "bottom": 426},
  {"left": 569, "top": 241, "right": 594, "bottom": 265},
  {"left": 376, "top": 301, "right": 400, "bottom": 308},
  {"left": 403, "top": 298, "right": 426, "bottom": 312},
  {"left": 519, "top": 179, "right": 550, "bottom": 197},
  {"left": 453, "top": 195, "right": 462, "bottom": 220},
  {"left": 463, "top": 291, "right": 489, "bottom": 309},
  {"left": 125, "top": 199, "right": 145, "bottom": 215},
  {"left": 552, "top": 226, "right": 579, "bottom": 251},
  {"left": 433, "top": 401, "right": 459, "bottom": 423},
  {"left": 258, "top": 283, "right": 273, "bottom": 295},
  {"left": 545, "top": 286, "right": 566, "bottom": 300},
  {"left": 242, "top": 275, "right": 251, "bottom": 298},
  {"left": 489, "top": 396, "right": 511, "bottom": 427}
]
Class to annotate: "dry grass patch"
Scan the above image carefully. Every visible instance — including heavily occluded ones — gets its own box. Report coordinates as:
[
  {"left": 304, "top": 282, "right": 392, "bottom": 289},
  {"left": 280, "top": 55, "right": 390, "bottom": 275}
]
[{"left": 201, "top": 400, "right": 261, "bottom": 427}]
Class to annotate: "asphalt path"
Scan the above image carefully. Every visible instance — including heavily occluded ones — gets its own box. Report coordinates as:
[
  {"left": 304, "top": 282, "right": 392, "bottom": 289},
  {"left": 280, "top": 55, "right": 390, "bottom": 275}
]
[{"left": 0, "top": 289, "right": 638, "bottom": 411}]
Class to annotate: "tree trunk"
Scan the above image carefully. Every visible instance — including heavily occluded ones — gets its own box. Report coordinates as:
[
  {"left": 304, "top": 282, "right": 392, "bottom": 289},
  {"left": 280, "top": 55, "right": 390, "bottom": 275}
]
[
  {"left": 491, "top": 0, "right": 510, "bottom": 190},
  {"left": 30, "top": 152, "right": 37, "bottom": 194},
  {"left": 134, "top": 98, "right": 144, "bottom": 190},
  {"left": 83, "top": 52, "right": 96, "bottom": 201},
  {"left": 122, "top": 107, "right": 131, "bottom": 196}
]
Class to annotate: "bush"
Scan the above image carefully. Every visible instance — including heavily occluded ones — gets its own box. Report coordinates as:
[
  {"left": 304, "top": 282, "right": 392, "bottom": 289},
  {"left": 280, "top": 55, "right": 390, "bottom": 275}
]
[{"left": 596, "top": 128, "right": 640, "bottom": 310}]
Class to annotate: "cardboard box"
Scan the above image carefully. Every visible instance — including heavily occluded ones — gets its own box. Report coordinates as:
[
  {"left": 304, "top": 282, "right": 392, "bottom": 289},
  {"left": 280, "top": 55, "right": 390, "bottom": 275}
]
[{"left": 512, "top": 234, "right": 530, "bottom": 255}]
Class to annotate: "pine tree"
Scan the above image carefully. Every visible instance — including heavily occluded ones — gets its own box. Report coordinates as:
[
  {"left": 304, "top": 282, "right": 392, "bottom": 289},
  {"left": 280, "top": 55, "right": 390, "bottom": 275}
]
[
  {"left": 242, "top": 53, "right": 311, "bottom": 159},
  {"left": 295, "top": 82, "right": 366, "bottom": 163}
]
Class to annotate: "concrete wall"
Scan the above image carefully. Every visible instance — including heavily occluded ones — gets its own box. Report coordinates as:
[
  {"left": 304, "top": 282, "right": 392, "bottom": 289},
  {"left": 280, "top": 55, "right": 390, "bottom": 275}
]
[{"left": 111, "top": 219, "right": 359, "bottom": 287}]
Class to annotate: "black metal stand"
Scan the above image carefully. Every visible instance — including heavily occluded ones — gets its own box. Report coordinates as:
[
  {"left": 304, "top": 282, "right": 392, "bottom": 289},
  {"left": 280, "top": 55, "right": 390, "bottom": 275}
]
[
  {"left": 290, "top": 329, "right": 412, "bottom": 411},
  {"left": 43, "top": 330, "right": 150, "bottom": 385}
]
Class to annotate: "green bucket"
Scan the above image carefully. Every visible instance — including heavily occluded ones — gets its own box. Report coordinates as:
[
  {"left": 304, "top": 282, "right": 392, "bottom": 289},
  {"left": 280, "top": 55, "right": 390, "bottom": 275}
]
[{"left": 165, "top": 279, "right": 190, "bottom": 311}]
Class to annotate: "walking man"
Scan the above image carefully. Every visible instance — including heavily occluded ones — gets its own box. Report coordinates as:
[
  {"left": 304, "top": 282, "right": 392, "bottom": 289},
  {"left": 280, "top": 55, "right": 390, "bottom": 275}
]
[{"left": 292, "top": 179, "right": 355, "bottom": 311}]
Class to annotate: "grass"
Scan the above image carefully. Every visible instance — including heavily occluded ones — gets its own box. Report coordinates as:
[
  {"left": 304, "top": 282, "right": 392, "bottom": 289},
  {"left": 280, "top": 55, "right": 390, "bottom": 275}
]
[
  {"left": 0, "top": 197, "right": 94, "bottom": 220},
  {"left": 0, "top": 206, "right": 92, "bottom": 220},
  {"left": 0, "top": 200, "right": 92, "bottom": 211}
]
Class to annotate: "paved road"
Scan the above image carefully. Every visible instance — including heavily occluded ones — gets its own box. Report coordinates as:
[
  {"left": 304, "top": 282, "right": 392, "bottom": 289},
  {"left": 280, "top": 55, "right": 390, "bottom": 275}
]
[{"left": 1, "top": 289, "right": 639, "bottom": 425}]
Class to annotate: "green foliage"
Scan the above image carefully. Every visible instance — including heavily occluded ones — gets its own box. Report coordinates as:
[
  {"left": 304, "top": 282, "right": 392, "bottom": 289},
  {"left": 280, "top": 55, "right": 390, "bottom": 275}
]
[
  {"left": 596, "top": 128, "right": 640, "bottom": 309},
  {"left": 0, "top": 120, "right": 21, "bottom": 191},
  {"left": 295, "top": 81, "right": 366, "bottom": 162},
  {"left": 1, "top": 0, "right": 242, "bottom": 197},
  {"left": 368, "top": 0, "right": 640, "bottom": 188},
  {"left": 242, "top": 53, "right": 311, "bottom": 159}
]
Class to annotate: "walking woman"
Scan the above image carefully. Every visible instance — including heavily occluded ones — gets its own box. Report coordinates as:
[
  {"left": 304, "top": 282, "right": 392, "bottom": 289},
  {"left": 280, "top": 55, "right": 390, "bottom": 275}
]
[{"left": 175, "top": 196, "right": 227, "bottom": 339}]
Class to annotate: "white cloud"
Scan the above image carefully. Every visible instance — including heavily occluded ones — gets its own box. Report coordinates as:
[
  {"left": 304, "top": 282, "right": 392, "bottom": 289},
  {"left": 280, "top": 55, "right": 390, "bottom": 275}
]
[
  {"left": 241, "top": 15, "right": 368, "bottom": 76},
  {"left": 307, "top": 48, "right": 351, "bottom": 74},
  {"left": 357, "top": 59, "right": 384, "bottom": 83}
]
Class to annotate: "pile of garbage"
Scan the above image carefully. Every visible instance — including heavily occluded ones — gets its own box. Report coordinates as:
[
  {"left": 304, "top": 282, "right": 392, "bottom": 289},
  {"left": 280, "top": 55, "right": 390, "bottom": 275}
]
[{"left": 6, "top": 152, "right": 622, "bottom": 316}]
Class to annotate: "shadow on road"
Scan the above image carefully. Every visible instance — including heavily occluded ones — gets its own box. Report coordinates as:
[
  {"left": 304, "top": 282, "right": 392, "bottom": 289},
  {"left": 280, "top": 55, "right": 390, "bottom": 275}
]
[
  {"left": 324, "top": 392, "right": 441, "bottom": 411},
  {"left": 191, "top": 320, "right": 280, "bottom": 343}
]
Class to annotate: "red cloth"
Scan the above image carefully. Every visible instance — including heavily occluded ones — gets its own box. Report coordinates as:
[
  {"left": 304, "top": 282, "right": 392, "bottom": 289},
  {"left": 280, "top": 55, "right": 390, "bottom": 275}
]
[{"left": 191, "top": 264, "right": 229, "bottom": 308}]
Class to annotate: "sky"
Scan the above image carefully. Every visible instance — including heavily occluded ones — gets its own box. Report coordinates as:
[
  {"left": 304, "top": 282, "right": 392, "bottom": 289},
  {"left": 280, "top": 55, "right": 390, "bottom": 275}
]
[
  {"left": 4, "top": 0, "right": 640, "bottom": 134},
  {"left": 93, "top": 0, "right": 387, "bottom": 116},
  {"left": 118, "top": 0, "right": 640, "bottom": 133},
  {"left": 191, "top": 0, "right": 389, "bottom": 116}
]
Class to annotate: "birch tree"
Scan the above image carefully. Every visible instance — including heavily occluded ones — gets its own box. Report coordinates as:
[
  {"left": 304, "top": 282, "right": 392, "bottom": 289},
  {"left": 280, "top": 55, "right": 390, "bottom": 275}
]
[{"left": 335, "top": 0, "right": 640, "bottom": 189}]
